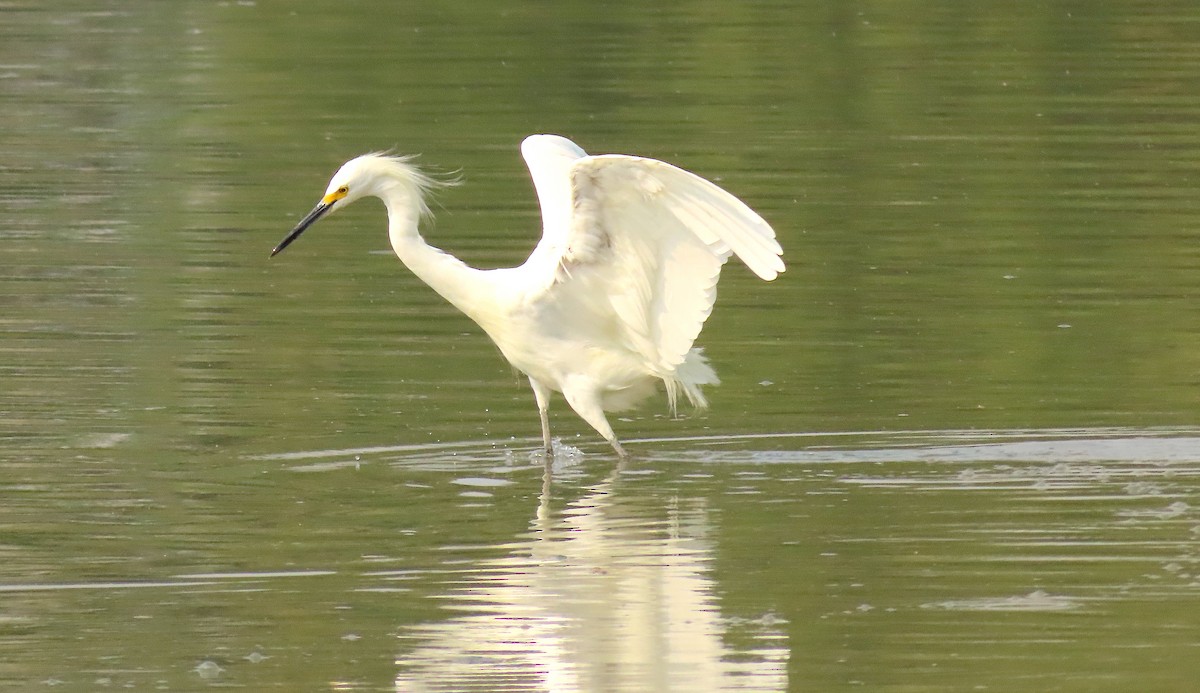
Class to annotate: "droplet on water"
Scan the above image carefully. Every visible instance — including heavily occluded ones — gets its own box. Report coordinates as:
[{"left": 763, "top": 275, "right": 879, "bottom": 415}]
[{"left": 194, "top": 660, "right": 223, "bottom": 679}]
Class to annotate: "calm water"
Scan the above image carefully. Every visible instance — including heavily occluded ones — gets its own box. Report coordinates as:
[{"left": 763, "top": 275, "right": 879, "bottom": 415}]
[{"left": 3, "top": 2, "right": 1200, "bottom": 691}]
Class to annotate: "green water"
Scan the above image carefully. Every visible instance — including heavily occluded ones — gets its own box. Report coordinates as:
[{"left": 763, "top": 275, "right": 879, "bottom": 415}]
[{"left": 3, "top": 2, "right": 1200, "bottom": 691}]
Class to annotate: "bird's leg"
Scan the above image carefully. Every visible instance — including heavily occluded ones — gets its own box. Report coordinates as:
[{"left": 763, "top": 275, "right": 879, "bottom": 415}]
[
  {"left": 561, "top": 382, "right": 628, "bottom": 458},
  {"left": 529, "top": 378, "right": 554, "bottom": 454},
  {"left": 539, "top": 408, "right": 552, "bottom": 454}
]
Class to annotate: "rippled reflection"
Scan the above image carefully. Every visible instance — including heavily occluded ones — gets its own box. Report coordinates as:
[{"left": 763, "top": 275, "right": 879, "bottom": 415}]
[{"left": 393, "top": 461, "right": 788, "bottom": 692}]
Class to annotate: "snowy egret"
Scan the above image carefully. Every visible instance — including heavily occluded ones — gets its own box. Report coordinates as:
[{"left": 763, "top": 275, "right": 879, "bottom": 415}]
[{"left": 271, "top": 135, "right": 784, "bottom": 457}]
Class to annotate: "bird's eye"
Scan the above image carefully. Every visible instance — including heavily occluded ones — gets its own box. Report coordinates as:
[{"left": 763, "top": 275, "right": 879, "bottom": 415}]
[{"left": 337, "top": 186, "right": 349, "bottom": 195}]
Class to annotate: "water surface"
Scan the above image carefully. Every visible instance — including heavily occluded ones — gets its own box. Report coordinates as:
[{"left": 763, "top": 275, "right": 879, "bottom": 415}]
[{"left": 3, "top": 2, "right": 1200, "bottom": 691}]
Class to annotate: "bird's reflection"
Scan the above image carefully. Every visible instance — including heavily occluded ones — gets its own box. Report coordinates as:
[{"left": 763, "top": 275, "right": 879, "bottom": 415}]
[{"left": 393, "top": 458, "right": 788, "bottom": 692}]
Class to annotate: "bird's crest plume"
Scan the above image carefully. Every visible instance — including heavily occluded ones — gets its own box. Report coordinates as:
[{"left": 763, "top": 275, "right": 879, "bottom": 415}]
[{"left": 354, "top": 151, "right": 460, "bottom": 219}]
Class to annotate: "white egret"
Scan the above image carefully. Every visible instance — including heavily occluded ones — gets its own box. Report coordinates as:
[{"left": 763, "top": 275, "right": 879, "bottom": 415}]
[{"left": 271, "top": 135, "right": 784, "bottom": 457}]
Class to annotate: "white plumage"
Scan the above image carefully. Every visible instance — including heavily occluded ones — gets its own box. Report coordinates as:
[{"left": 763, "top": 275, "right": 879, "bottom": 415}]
[{"left": 272, "top": 134, "right": 784, "bottom": 457}]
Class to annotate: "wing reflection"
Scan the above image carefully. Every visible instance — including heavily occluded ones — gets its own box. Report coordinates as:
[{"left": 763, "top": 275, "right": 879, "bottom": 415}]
[{"left": 394, "top": 462, "right": 789, "bottom": 692}]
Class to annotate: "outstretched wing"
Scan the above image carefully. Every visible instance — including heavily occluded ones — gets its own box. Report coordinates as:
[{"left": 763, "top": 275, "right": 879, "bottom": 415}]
[
  {"left": 520, "top": 134, "right": 589, "bottom": 262},
  {"left": 520, "top": 135, "right": 784, "bottom": 375}
]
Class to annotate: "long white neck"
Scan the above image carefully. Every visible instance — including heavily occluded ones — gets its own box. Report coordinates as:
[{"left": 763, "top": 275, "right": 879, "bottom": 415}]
[{"left": 379, "top": 186, "right": 496, "bottom": 323}]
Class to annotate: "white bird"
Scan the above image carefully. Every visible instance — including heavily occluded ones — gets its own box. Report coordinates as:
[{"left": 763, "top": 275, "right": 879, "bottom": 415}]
[{"left": 271, "top": 135, "right": 784, "bottom": 457}]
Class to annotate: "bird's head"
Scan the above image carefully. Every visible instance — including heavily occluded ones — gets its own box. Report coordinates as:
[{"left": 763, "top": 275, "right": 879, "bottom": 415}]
[{"left": 271, "top": 153, "right": 439, "bottom": 257}]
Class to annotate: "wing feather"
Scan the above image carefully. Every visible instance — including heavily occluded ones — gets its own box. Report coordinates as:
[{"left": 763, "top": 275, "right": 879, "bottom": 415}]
[
  {"left": 521, "top": 134, "right": 588, "bottom": 251},
  {"left": 519, "top": 137, "right": 784, "bottom": 376}
]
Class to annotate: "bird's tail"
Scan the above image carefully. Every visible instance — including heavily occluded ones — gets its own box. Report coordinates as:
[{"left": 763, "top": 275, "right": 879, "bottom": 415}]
[{"left": 664, "top": 348, "right": 720, "bottom": 416}]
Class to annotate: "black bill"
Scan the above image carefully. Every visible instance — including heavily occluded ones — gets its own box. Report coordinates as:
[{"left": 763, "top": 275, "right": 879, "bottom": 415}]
[{"left": 271, "top": 201, "right": 334, "bottom": 257}]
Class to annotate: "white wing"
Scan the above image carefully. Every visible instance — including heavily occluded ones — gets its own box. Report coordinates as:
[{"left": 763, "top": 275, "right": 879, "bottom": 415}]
[
  {"left": 521, "top": 134, "right": 588, "bottom": 253},
  {"left": 520, "top": 135, "right": 784, "bottom": 375}
]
